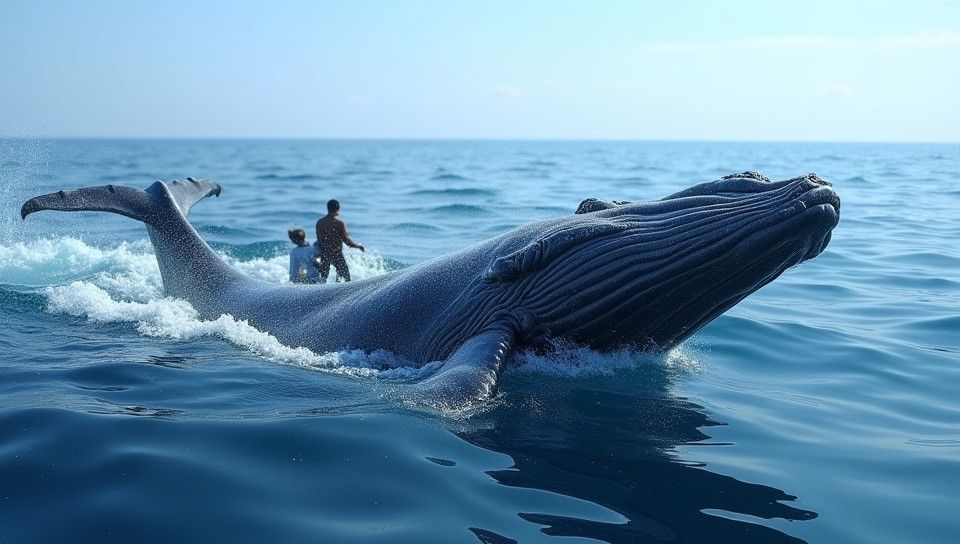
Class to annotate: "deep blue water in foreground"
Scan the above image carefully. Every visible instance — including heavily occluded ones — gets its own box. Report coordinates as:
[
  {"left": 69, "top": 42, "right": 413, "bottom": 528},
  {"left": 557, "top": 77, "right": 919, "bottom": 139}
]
[{"left": 1, "top": 139, "right": 958, "bottom": 543}]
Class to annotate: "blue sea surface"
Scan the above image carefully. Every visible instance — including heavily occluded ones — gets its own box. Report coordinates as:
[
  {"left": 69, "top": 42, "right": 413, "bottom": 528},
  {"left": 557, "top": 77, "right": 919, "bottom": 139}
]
[{"left": 1, "top": 139, "right": 958, "bottom": 543}]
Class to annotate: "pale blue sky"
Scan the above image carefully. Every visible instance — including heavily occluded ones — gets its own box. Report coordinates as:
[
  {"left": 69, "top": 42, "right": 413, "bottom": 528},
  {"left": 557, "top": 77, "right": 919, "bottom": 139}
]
[{"left": 2, "top": 0, "right": 957, "bottom": 141}]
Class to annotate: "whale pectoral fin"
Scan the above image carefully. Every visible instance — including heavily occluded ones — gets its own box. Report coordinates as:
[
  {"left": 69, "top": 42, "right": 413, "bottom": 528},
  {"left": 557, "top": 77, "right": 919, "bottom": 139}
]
[{"left": 408, "top": 326, "right": 517, "bottom": 412}]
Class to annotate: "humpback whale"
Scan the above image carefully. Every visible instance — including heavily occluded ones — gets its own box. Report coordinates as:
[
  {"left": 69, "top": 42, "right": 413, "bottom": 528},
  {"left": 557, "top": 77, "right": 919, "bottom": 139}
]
[{"left": 21, "top": 172, "right": 840, "bottom": 409}]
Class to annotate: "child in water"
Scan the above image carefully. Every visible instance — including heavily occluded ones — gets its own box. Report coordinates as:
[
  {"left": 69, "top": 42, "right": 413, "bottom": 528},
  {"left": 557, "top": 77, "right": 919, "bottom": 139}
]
[{"left": 288, "top": 228, "right": 321, "bottom": 283}]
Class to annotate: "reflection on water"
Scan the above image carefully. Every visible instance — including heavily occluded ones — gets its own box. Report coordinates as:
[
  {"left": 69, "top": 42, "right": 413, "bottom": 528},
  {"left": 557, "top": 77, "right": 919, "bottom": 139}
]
[{"left": 450, "top": 366, "right": 816, "bottom": 543}]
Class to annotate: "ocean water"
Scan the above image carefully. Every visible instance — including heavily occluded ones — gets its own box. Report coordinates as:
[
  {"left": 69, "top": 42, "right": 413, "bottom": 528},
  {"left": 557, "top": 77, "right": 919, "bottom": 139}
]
[{"left": 0, "top": 139, "right": 957, "bottom": 543}]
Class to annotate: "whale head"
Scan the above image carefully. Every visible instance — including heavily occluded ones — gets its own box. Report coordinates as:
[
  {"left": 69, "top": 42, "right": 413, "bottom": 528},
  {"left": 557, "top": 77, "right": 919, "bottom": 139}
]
[{"left": 473, "top": 172, "right": 840, "bottom": 353}]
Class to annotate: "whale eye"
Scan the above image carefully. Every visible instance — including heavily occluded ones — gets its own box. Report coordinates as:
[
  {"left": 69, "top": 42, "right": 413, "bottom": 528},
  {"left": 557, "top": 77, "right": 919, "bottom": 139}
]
[
  {"left": 575, "top": 198, "right": 631, "bottom": 214},
  {"left": 484, "top": 258, "right": 520, "bottom": 283},
  {"left": 484, "top": 240, "right": 548, "bottom": 283}
]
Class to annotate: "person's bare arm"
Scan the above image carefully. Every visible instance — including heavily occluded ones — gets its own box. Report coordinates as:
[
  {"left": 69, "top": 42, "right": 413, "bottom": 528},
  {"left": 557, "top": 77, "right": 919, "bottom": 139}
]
[{"left": 340, "top": 221, "right": 364, "bottom": 251}]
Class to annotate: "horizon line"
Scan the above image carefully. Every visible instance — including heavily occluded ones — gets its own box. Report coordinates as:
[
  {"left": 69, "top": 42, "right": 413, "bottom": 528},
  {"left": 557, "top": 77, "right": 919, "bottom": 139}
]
[{"left": 2, "top": 135, "right": 957, "bottom": 145}]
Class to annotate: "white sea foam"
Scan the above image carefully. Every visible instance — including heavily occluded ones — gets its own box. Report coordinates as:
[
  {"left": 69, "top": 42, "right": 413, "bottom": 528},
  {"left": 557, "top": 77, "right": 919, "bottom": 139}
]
[
  {"left": 3, "top": 237, "right": 414, "bottom": 378},
  {"left": 511, "top": 339, "right": 704, "bottom": 377},
  {"left": 43, "top": 279, "right": 407, "bottom": 378},
  {"left": 0, "top": 237, "right": 161, "bottom": 295}
]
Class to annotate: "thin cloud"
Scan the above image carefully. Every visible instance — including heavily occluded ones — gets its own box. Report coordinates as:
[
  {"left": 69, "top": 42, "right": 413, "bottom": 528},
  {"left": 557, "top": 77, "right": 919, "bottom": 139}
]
[
  {"left": 876, "top": 30, "right": 960, "bottom": 48},
  {"left": 491, "top": 84, "right": 522, "bottom": 99},
  {"left": 825, "top": 83, "right": 854, "bottom": 99},
  {"left": 646, "top": 30, "right": 960, "bottom": 53}
]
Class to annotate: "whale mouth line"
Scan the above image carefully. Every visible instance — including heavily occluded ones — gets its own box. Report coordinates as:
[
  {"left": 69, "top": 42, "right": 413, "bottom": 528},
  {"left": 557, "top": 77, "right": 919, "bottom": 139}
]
[
  {"left": 797, "top": 184, "right": 841, "bottom": 213},
  {"left": 714, "top": 182, "right": 840, "bottom": 244}
]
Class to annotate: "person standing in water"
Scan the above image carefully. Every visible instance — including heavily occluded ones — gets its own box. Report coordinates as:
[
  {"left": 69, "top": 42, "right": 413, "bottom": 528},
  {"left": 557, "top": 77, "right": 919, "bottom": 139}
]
[
  {"left": 287, "top": 228, "right": 321, "bottom": 284},
  {"left": 315, "top": 199, "right": 364, "bottom": 282}
]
